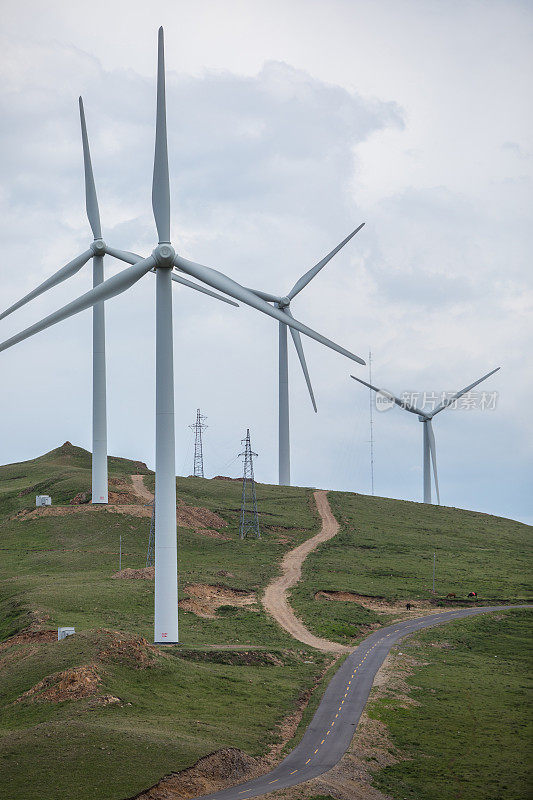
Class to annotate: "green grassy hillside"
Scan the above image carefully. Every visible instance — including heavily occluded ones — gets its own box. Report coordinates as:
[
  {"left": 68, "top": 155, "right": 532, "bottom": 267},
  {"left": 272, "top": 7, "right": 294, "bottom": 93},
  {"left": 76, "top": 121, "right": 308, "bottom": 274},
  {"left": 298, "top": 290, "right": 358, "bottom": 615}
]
[
  {"left": 0, "top": 443, "right": 530, "bottom": 800},
  {"left": 368, "top": 609, "right": 533, "bottom": 800},
  {"left": 291, "top": 491, "right": 532, "bottom": 645}
]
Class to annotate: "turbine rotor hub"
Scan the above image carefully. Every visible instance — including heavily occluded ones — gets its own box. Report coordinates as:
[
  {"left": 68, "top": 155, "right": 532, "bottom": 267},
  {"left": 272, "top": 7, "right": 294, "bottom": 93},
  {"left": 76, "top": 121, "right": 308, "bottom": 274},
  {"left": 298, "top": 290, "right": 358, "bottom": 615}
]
[
  {"left": 279, "top": 297, "right": 290, "bottom": 309},
  {"left": 91, "top": 239, "right": 106, "bottom": 255},
  {"left": 153, "top": 243, "right": 176, "bottom": 267}
]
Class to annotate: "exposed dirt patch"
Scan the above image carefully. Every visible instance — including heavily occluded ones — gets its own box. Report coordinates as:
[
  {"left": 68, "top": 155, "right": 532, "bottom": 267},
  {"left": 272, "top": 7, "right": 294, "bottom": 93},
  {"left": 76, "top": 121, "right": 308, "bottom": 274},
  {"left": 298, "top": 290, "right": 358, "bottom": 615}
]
[
  {"left": 133, "top": 748, "right": 263, "bottom": 800},
  {"left": 178, "top": 584, "right": 257, "bottom": 619},
  {"left": 15, "top": 664, "right": 100, "bottom": 704},
  {"left": 130, "top": 474, "right": 154, "bottom": 502},
  {"left": 314, "top": 590, "right": 457, "bottom": 619},
  {"left": 96, "top": 630, "right": 159, "bottom": 669},
  {"left": 112, "top": 567, "right": 155, "bottom": 580},
  {"left": 89, "top": 694, "right": 121, "bottom": 706},
  {"left": 0, "top": 629, "right": 57, "bottom": 652},
  {"left": 262, "top": 491, "right": 350, "bottom": 654}
]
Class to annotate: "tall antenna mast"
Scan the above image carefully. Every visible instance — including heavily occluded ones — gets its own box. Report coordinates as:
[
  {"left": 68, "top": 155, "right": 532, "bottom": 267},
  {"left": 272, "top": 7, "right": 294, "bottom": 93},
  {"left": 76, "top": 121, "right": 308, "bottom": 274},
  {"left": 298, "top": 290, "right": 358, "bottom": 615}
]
[
  {"left": 189, "top": 409, "right": 207, "bottom": 478},
  {"left": 239, "top": 429, "right": 260, "bottom": 539},
  {"left": 369, "top": 349, "right": 375, "bottom": 496}
]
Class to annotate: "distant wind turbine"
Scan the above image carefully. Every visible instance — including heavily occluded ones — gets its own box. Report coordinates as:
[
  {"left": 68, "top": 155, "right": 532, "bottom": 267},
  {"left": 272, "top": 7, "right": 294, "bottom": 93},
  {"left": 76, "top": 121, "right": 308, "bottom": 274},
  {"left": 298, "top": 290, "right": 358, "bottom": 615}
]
[
  {"left": 350, "top": 367, "right": 500, "bottom": 504},
  {"left": 247, "top": 224, "right": 365, "bottom": 485},
  {"left": 0, "top": 28, "right": 366, "bottom": 643}
]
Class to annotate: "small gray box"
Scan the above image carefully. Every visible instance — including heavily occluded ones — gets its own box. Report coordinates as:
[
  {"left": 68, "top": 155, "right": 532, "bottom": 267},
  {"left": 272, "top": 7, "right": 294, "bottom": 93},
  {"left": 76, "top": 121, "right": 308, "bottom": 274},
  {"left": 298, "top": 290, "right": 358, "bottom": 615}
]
[
  {"left": 36, "top": 495, "right": 52, "bottom": 507},
  {"left": 58, "top": 627, "right": 75, "bottom": 641}
]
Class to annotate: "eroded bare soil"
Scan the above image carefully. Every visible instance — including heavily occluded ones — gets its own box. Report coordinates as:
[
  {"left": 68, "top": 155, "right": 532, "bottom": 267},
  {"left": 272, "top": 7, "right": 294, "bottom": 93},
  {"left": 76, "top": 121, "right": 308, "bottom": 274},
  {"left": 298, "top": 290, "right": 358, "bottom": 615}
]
[{"left": 178, "top": 584, "right": 258, "bottom": 619}]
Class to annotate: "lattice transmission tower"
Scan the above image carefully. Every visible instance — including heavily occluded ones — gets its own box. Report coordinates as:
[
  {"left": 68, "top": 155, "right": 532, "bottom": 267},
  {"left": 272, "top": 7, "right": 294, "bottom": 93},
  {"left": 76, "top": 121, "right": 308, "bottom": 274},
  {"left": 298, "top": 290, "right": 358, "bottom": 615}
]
[
  {"left": 189, "top": 409, "right": 207, "bottom": 478},
  {"left": 239, "top": 429, "right": 260, "bottom": 539}
]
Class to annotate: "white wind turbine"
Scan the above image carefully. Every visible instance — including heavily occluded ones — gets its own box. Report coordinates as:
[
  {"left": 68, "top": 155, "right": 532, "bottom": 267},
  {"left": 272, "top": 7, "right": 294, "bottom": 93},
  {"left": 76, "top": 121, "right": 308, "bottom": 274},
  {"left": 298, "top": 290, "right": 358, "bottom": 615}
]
[
  {"left": 0, "top": 27, "right": 366, "bottom": 643},
  {"left": 247, "top": 223, "right": 365, "bottom": 485},
  {"left": 0, "top": 98, "right": 237, "bottom": 505},
  {"left": 351, "top": 367, "right": 500, "bottom": 504}
]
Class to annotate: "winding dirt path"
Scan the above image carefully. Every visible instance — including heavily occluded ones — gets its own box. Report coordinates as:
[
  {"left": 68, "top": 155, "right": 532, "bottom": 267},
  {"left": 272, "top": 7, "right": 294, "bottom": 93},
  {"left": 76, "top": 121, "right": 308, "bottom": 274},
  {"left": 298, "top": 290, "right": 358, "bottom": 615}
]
[
  {"left": 130, "top": 474, "right": 154, "bottom": 503},
  {"left": 262, "top": 490, "right": 350, "bottom": 654}
]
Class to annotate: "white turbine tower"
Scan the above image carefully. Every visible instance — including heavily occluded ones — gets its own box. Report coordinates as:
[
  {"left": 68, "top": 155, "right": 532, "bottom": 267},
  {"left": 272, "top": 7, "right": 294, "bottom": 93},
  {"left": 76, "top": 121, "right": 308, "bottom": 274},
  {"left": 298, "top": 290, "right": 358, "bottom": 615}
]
[
  {"left": 0, "top": 28, "right": 366, "bottom": 643},
  {"left": 0, "top": 99, "right": 238, "bottom": 505},
  {"left": 350, "top": 367, "right": 500, "bottom": 504},
  {"left": 247, "top": 223, "right": 365, "bottom": 485}
]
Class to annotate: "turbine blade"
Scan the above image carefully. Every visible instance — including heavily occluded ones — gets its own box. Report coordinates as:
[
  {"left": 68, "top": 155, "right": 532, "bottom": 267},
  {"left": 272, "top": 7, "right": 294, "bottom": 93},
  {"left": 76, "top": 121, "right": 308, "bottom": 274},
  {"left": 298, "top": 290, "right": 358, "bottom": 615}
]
[
  {"left": 174, "top": 254, "right": 366, "bottom": 365},
  {"left": 0, "top": 250, "right": 93, "bottom": 322},
  {"left": 171, "top": 272, "right": 238, "bottom": 306},
  {"left": 350, "top": 374, "right": 425, "bottom": 416},
  {"left": 104, "top": 247, "right": 238, "bottom": 307},
  {"left": 152, "top": 26, "right": 171, "bottom": 243},
  {"left": 78, "top": 97, "right": 102, "bottom": 240},
  {"left": 104, "top": 245, "right": 144, "bottom": 265},
  {"left": 427, "top": 420, "right": 440, "bottom": 504},
  {"left": 0, "top": 256, "right": 155, "bottom": 354},
  {"left": 245, "top": 287, "right": 284, "bottom": 304},
  {"left": 287, "top": 223, "right": 365, "bottom": 300},
  {"left": 429, "top": 367, "right": 501, "bottom": 417},
  {"left": 284, "top": 308, "right": 317, "bottom": 411}
]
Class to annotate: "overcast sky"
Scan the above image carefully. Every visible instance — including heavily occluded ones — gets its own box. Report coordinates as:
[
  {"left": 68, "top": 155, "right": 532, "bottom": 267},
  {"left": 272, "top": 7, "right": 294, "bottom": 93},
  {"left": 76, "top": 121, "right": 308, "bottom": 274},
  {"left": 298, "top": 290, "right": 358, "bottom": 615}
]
[{"left": 1, "top": 0, "right": 531, "bottom": 524}]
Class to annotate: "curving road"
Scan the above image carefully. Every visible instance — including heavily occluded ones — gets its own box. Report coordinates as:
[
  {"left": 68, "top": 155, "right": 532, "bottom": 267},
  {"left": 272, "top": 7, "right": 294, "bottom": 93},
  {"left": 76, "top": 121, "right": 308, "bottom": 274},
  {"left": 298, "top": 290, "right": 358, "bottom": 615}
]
[{"left": 192, "top": 604, "right": 531, "bottom": 800}]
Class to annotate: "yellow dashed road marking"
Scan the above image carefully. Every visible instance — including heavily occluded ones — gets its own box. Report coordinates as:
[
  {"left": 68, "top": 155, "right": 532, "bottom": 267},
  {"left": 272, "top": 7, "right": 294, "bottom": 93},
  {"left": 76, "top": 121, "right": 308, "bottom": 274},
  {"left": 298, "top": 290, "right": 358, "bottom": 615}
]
[
  {"left": 305, "top": 758, "right": 311, "bottom": 764},
  {"left": 321, "top": 739, "right": 325, "bottom": 744},
  {"left": 290, "top": 770, "right": 298, "bottom": 775},
  {"left": 268, "top": 779, "right": 278, "bottom": 784}
]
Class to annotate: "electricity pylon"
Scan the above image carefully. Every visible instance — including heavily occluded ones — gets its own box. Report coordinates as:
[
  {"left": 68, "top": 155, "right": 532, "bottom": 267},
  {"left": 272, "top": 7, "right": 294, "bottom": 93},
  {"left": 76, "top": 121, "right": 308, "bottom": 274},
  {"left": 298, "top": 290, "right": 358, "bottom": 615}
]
[
  {"left": 189, "top": 409, "right": 207, "bottom": 478},
  {"left": 239, "top": 429, "right": 260, "bottom": 539}
]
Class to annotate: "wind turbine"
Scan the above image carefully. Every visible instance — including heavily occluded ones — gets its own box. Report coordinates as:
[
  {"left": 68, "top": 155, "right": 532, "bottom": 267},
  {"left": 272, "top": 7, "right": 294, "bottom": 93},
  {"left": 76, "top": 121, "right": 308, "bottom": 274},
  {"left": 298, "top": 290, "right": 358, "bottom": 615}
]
[
  {"left": 0, "top": 28, "right": 366, "bottom": 643},
  {"left": 247, "top": 223, "right": 365, "bottom": 485},
  {"left": 0, "top": 101, "right": 238, "bottom": 505},
  {"left": 350, "top": 367, "right": 500, "bottom": 504}
]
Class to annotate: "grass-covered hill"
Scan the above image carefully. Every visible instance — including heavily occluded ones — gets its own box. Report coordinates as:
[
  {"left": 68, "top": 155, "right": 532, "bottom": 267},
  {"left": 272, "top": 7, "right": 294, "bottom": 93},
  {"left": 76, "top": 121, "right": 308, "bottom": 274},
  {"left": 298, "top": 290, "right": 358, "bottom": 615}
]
[{"left": 0, "top": 442, "right": 531, "bottom": 800}]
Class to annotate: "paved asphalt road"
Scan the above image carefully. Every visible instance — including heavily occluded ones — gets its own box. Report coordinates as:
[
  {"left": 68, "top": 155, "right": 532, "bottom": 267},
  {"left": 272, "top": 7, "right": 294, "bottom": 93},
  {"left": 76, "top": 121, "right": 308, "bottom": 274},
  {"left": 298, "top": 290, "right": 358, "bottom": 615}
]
[{"left": 192, "top": 605, "right": 530, "bottom": 800}]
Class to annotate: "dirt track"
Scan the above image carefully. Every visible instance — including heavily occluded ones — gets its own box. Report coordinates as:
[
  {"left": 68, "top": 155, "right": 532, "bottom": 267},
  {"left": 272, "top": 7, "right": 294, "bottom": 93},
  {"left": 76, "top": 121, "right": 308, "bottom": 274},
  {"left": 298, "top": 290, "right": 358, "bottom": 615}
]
[
  {"left": 262, "top": 490, "right": 350, "bottom": 654},
  {"left": 130, "top": 474, "right": 154, "bottom": 502}
]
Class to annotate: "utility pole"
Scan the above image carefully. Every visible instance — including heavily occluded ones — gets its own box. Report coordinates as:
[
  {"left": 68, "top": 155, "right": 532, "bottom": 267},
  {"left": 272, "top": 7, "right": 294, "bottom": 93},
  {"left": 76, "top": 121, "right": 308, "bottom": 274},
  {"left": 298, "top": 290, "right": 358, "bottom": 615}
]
[
  {"left": 239, "top": 429, "right": 260, "bottom": 539},
  {"left": 369, "top": 349, "right": 375, "bottom": 496},
  {"left": 433, "top": 551, "right": 436, "bottom": 593},
  {"left": 189, "top": 409, "right": 207, "bottom": 478}
]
